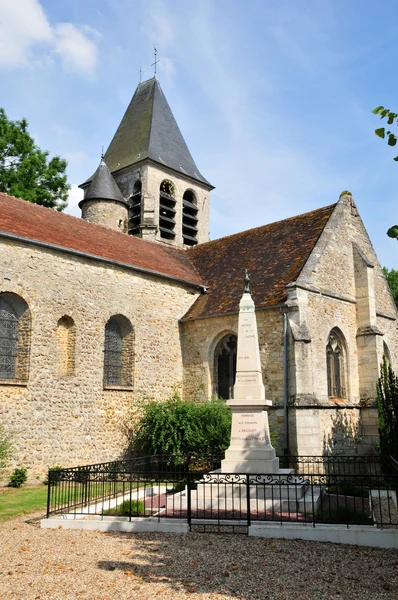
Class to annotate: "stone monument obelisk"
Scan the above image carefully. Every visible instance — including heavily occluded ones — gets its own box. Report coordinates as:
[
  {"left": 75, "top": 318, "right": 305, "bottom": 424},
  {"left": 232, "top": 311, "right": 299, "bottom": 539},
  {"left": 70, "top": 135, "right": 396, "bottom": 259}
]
[{"left": 221, "top": 270, "right": 279, "bottom": 473}]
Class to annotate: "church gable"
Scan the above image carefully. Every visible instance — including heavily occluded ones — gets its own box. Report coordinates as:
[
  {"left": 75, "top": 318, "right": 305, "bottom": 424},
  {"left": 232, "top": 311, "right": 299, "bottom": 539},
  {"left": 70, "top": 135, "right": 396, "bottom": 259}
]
[{"left": 182, "top": 203, "right": 336, "bottom": 320}]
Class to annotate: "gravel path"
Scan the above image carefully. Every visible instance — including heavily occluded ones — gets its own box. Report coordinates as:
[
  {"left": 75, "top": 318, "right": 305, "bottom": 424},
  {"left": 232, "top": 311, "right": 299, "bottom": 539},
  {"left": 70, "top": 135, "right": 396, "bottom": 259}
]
[{"left": 0, "top": 512, "right": 397, "bottom": 600}]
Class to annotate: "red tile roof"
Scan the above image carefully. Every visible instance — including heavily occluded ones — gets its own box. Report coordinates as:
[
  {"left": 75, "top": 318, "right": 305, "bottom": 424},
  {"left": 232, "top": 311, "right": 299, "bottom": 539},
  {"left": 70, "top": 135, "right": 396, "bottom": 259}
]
[
  {"left": 0, "top": 193, "right": 203, "bottom": 287},
  {"left": 0, "top": 193, "right": 336, "bottom": 317},
  {"left": 183, "top": 204, "right": 336, "bottom": 320}
]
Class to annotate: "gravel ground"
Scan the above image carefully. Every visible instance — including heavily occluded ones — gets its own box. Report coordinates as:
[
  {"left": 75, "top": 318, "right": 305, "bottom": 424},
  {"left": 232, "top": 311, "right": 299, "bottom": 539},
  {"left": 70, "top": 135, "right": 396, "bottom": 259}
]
[{"left": 0, "top": 512, "right": 397, "bottom": 600}]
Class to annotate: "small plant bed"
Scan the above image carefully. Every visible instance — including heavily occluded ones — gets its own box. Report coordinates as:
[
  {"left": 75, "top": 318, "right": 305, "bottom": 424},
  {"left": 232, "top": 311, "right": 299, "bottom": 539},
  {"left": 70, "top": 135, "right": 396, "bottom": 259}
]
[
  {"left": 0, "top": 486, "right": 48, "bottom": 521},
  {"left": 326, "top": 483, "right": 370, "bottom": 498},
  {"left": 316, "top": 493, "right": 373, "bottom": 525},
  {"left": 102, "top": 499, "right": 145, "bottom": 517}
]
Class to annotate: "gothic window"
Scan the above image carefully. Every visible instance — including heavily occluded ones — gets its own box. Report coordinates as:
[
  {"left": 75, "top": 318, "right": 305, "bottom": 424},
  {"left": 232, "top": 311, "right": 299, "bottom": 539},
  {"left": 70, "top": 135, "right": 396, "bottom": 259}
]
[
  {"left": 57, "top": 316, "right": 75, "bottom": 376},
  {"left": 326, "top": 330, "right": 346, "bottom": 399},
  {"left": 214, "top": 334, "right": 237, "bottom": 400},
  {"left": 159, "top": 180, "right": 176, "bottom": 240},
  {"left": 182, "top": 189, "right": 198, "bottom": 246},
  {"left": 104, "top": 315, "right": 134, "bottom": 387},
  {"left": 128, "top": 180, "right": 142, "bottom": 235},
  {"left": 0, "top": 293, "right": 31, "bottom": 382}
]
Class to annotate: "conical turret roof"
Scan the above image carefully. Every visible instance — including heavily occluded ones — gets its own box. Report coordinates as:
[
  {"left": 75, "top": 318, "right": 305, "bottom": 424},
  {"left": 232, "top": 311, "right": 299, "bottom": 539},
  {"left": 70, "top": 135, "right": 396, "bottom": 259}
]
[
  {"left": 80, "top": 158, "right": 126, "bottom": 206},
  {"left": 96, "top": 77, "right": 212, "bottom": 187}
]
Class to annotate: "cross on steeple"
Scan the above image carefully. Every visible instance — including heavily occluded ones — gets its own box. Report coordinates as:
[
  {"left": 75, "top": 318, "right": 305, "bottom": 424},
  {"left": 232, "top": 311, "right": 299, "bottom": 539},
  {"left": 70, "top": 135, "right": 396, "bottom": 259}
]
[
  {"left": 151, "top": 46, "right": 160, "bottom": 76},
  {"left": 139, "top": 64, "right": 144, "bottom": 83}
]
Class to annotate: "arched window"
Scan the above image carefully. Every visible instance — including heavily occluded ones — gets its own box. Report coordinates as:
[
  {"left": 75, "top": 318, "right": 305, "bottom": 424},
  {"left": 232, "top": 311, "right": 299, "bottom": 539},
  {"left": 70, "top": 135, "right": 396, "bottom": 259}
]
[
  {"left": 128, "top": 180, "right": 142, "bottom": 235},
  {"left": 104, "top": 315, "right": 134, "bottom": 387},
  {"left": 159, "top": 179, "right": 176, "bottom": 240},
  {"left": 182, "top": 189, "right": 198, "bottom": 246},
  {"left": 214, "top": 334, "right": 237, "bottom": 400},
  {"left": 326, "top": 329, "right": 346, "bottom": 399},
  {"left": 57, "top": 316, "right": 75, "bottom": 376},
  {"left": 0, "top": 293, "right": 31, "bottom": 382}
]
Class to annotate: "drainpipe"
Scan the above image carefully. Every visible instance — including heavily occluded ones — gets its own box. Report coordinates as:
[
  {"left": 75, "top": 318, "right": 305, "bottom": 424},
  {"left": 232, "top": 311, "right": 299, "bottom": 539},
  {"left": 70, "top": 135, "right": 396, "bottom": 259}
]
[{"left": 280, "top": 306, "right": 289, "bottom": 456}]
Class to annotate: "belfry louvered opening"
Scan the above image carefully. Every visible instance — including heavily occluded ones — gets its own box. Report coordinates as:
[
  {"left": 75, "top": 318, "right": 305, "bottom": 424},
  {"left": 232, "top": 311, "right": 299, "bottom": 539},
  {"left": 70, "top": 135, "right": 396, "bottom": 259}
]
[
  {"left": 159, "top": 180, "right": 176, "bottom": 240},
  {"left": 183, "top": 189, "right": 198, "bottom": 246},
  {"left": 128, "top": 180, "right": 142, "bottom": 235}
]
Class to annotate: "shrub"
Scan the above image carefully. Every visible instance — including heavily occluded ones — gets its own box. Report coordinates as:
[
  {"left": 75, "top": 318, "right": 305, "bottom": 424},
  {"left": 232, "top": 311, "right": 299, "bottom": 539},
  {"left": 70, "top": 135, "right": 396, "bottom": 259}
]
[
  {"left": 376, "top": 358, "right": 398, "bottom": 458},
  {"left": 43, "top": 465, "right": 63, "bottom": 486},
  {"left": 129, "top": 395, "right": 232, "bottom": 458},
  {"left": 8, "top": 467, "right": 27, "bottom": 488},
  {"left": 102, "top": 499, "right": 145, "bottom": 517},
  {"left": 0, "top": 425, "right": 14, "bottom": 472}
]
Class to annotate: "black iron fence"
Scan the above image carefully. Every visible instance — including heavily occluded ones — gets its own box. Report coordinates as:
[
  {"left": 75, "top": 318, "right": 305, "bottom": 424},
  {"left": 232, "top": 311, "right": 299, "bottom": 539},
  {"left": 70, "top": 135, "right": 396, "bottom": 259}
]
[{"left": 46, "top": 455, "right": 398, "bottom": 529}]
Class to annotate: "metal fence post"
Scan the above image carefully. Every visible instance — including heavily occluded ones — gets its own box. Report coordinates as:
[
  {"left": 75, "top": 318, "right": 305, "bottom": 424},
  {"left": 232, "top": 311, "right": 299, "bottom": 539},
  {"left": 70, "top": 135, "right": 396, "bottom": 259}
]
[
  {"left": 187, "top": 473, "right": 192, "bottom": 530},
  {"left": 246, "top": 474, "right": 251, "bottom": 528}
]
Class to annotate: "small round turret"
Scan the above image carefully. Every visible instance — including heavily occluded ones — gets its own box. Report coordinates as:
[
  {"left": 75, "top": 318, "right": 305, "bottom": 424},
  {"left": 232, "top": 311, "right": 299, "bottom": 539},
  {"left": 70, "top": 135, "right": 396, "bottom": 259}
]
[{"left": 79, "top": 158, "right": 128, "bottom": 232}]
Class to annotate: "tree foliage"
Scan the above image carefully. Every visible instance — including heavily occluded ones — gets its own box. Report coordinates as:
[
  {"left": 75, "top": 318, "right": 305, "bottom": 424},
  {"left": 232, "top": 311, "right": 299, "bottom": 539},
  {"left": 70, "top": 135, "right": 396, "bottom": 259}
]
[
  {"left": 372, "top": 106, "right": 398, "bottom": 240},
  {"left": 0, "top": 425, "right": 14, "bottom": 472},
  {"left": 383, "top": 267, "right": 398, "bottom": 307},
  {"left": 376, "top": 358, "right": 398, "bottom": 458},
  {"left": 0, "top": 108, "right": 69, "bottom": 211},
  {"left": 129, "top": 395, "right": 233, "bottom": 458}
]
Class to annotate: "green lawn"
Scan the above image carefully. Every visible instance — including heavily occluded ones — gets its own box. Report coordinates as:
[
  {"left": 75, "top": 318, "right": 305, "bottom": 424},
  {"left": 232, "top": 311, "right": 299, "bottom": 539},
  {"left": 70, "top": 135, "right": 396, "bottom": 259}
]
[{"left": 0, "top": 486, "right": 48, "bottom": 521}]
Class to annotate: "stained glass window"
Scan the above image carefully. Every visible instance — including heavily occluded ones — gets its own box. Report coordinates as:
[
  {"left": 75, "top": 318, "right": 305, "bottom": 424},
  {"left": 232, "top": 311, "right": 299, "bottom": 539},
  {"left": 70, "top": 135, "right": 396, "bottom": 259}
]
[
  {"left": 0, "top": 298, "right": 18, "bottom": 380},
  {"left": 215, "top": 334, "right": 237, "bottom": 400},
  {"left": 104, "top": 318, "right": 123, "bottom": 386},
  {"left": 326, "top": 333, "right": 346, "bottom": 398}
]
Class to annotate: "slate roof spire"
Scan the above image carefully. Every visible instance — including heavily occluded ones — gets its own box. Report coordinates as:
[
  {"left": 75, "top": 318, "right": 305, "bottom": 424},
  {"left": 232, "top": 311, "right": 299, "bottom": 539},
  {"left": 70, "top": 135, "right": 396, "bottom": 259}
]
[
  {"left": 99, "top": 77, "right": 212, "bottom": 187},
  {"left": 79, "top": 156, "right": 126, "bottom": 207}
]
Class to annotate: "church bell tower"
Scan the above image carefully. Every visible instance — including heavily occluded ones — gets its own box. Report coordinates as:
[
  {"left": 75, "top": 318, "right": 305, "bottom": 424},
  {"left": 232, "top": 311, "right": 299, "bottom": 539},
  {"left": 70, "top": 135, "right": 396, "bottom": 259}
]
[{"left": 79, "top": 77, "right": 214, "bottom": 247}]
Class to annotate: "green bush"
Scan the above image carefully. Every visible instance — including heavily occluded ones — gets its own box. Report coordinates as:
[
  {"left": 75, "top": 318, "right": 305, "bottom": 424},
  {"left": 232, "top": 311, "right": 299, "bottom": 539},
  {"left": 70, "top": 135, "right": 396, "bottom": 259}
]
[
  {"left": 102, "top": 499, "right": 145, "bottom": 517},
  {"left": 376, "top": 358, "right": 398, "bottom": 458},
  {"left": 0, "top": 425, "right": 14, "bottom": 472},
  {"left": 8, "top": 467, "right": 27, "bottom": 488},
  {"left": 130, "top": 395, "right": 232, "bottom": 458},
  {"left": 43, "top": 465, "right": 63, "bottom": 486}
]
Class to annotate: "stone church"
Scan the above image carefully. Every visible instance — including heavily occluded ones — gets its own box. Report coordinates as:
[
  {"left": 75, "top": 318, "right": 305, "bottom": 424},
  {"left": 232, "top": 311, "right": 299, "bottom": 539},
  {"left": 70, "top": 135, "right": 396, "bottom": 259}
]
[{"left": 0, "top": 77, "right": 396, "bottom": 478}]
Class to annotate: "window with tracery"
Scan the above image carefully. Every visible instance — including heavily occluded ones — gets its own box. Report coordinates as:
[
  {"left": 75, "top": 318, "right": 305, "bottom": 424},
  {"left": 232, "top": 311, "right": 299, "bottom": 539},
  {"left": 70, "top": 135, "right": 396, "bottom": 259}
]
[
  {"left": 214, "top": 334, "right": 237, "bottom": 400},
  {"left": 182, "top": 189, "right": 198, "bottom": 246},
  {"left": 0, "top": 293, "right": 31, "bottom": 382},
  {"left": 326, "top": 331, "right": 346, "bottom": 398},
  {"left": 159, "top": 179, "right": 176, "bottom": 240},
  {"left": 104, "top": 315, "right": 134, "bottom": 387}
]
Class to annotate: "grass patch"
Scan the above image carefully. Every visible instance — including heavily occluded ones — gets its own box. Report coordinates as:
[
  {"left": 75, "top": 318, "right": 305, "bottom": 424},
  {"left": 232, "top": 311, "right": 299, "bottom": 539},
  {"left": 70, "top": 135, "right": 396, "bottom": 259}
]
[
  {"left": 102, "top": 499, "right": 145, "bottom": 517},
  {"left": 0, "top": 486, "right": 48, "bottom": 521}
]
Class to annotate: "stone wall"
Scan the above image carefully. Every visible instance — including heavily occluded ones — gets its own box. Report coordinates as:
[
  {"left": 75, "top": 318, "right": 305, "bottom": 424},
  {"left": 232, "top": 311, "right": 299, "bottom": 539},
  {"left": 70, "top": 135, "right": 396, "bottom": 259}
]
[{"left": 0, "top": 237, "right": 199, "bottom": 480}]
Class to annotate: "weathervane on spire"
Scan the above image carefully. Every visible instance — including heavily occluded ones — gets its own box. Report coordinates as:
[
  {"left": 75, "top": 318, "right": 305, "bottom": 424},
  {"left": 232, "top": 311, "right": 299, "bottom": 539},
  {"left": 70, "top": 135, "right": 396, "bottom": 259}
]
[
  {"left": 152, "top": 46, "right": 160, "bottom": 76},
  {"left": 101, "top": 146, "right": 104, "bottom": 161}
]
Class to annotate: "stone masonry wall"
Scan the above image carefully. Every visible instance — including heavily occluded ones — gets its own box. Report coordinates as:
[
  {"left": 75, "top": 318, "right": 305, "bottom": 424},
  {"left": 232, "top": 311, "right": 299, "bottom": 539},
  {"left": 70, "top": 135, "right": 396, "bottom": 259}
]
[
  {"left": 0, "top": 237, "right": 199, "bottom": 480},
  {"left": 81, "top": 199, "right": 128, "bottom": 233}
]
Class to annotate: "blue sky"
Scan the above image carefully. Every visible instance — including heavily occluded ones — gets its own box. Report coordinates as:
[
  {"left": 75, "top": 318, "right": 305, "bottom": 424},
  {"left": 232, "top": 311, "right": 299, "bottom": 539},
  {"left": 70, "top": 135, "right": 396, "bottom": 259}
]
[{"left": 1, "top": 0, "right": 397, "bottom": 268}]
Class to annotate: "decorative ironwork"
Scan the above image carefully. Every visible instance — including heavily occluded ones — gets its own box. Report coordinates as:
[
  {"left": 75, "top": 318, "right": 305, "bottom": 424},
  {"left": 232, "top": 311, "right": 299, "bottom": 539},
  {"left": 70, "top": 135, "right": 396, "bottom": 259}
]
[
  {"left": 0, "top": 298, "right": 18, "bottom": 379},
  {"left": 46, "top": 455, "right": 398, "bottom": 530},
  {"left": 104, "top": 318, "right": 123, "bottom": 386}
]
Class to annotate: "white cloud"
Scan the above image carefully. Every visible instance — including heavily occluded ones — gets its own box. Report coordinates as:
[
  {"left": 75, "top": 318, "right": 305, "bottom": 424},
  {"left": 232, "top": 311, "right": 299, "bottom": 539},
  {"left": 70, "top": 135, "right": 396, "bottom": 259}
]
[
  {"left": 54, "top": 23, "right": 98, "bottom": 79},
  {"left": 0, "top": 0, "right": 52, "bottom": 66},
  {"left": 65, "top": 184, "right": 84, "bottom": 217},
  {"left": 0, "top": 0, "right": 99, "bottom": 79}
]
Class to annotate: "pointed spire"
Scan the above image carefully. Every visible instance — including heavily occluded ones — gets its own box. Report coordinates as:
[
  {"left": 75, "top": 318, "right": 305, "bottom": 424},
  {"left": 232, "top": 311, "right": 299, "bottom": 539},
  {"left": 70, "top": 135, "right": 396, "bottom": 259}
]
[
  {"left": 80, "top": 157, "right": 126, "bottom": 206},
  {"left": 96, "top": 77, "right": 212, "bottom": 187}
]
